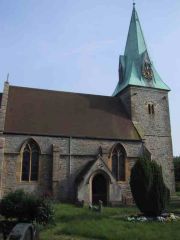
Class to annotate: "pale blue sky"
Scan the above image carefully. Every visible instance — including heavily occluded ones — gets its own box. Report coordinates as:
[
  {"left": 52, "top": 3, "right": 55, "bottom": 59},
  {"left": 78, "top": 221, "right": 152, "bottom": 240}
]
[{"left": 0, "top": 0, "right": 180, "bottom": 156}]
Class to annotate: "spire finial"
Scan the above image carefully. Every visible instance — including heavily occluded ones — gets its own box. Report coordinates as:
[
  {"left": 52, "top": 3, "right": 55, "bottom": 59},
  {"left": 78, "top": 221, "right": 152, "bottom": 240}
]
[
  {"left": 6, "top": 73, "right": 9, "bottom": 83},
  {"left": 133, "top": 1, "right": 136, "bottom": 7}
]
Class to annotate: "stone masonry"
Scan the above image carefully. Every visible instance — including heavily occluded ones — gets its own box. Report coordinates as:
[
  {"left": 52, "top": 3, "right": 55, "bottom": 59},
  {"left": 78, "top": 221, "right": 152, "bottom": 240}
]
[
  {"left": 119, "top": 86, "right": 175, "bottom": 193},
  {"left": 2, "top": 134, "right": 143, "bottom": 203}
]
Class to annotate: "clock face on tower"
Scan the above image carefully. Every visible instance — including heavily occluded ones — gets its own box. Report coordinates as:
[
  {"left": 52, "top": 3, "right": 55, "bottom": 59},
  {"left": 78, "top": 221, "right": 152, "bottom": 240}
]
[{"left": 142, "top": 61, "right": 153, "bottom": 80}]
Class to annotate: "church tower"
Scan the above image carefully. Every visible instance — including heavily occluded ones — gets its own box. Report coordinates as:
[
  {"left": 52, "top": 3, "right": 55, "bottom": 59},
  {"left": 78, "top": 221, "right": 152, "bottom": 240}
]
[{"left": 113, "top": 4, "right": 175, "bottom": 192}]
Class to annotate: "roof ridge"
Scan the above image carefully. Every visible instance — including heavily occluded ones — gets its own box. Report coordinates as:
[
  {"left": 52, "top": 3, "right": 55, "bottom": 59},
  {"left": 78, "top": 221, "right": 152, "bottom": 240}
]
[{"left": 9, "top": 85, "right": 114, "bottom": 99}]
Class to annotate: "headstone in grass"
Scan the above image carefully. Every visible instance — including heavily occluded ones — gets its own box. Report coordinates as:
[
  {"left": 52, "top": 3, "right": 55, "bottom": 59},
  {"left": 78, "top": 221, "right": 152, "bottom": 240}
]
[{"left": 89, "top": 200, "right": 103, "bottom": 212}]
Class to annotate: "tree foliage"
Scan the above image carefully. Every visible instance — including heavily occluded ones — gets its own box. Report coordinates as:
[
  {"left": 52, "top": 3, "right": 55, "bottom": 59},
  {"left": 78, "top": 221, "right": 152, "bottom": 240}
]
[
  {"left": 0, "top": 190, "right": 54, "bottom": 225},
  {"left": 174, "top": 156, "right": 180, "bottom": 182},
  {"left": 174, "top": 156, "right": 180, "bottom": 191},
  {"left": 130, "top": 156, "right": 170, "bottom": 216}
]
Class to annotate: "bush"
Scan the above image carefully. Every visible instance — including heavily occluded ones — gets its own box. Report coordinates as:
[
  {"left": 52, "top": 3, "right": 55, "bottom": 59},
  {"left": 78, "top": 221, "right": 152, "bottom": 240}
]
[
  {"left": 175, "top": 182, "right": 180, "bottom": 192},
  {"left": 36, "top": 198, "right": 54, "bottom": 225},
  {"left": 174, "top": 156, "right": 180, "bottom": 182},
  {"left": 0, "top": 190, "right": 54, "bottom": 225},
  {"left": 130, "top": 156, "right": 170, "bottom": 216}
]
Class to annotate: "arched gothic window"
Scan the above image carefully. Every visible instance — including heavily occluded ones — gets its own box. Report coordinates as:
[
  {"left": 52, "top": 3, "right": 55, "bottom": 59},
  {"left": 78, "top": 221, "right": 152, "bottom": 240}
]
[
  {"left": 111, "top": 144, "right": 126, "bottom": 181},
  {"left": 21, "top": 139, "right": 39, "bottom": 181}
]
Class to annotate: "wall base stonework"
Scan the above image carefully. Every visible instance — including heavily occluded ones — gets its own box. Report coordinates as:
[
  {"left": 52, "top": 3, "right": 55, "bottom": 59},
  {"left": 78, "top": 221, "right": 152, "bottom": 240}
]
[{"left": 1, "top": 134, "right": 142, "bottom": 204}]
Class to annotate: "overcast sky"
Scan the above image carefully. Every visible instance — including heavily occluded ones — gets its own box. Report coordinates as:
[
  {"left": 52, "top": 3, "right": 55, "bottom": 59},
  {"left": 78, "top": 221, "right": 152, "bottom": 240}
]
[{"left": 0, "top": 0, "right": 180, "bottom": 156}]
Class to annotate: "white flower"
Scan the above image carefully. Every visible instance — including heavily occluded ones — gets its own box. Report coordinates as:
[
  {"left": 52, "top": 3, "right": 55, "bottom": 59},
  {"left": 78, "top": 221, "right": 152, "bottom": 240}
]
[
  {"left": 170, "top": 213, "right": 176, "bottom": 220},
  {"left": 127, "top": 217, "right": 135, "bottom": 221},
  {"left": 137, "top": 217, "right": 147, "bottom": 222},
  {"left": 157, "top": 216, "right": 165, "bottom": 222}
]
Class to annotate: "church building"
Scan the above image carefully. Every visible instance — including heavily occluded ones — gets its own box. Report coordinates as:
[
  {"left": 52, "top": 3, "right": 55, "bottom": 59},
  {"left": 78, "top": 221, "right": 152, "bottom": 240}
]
[{"left": 0, "top": 5, "right": 175, "bottom": 205}]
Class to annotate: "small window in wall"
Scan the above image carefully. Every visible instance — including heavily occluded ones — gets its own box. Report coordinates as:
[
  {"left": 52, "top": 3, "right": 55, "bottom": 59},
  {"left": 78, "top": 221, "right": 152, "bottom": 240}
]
[
  {"left": 111, "top": 144, "right": 126, "bottom": 181},
  {"left": 21, "top": 139, "right": 40, "bottom": 182},
  {"left": 148, "top": 104, "right": 155, "bottom": 115}
]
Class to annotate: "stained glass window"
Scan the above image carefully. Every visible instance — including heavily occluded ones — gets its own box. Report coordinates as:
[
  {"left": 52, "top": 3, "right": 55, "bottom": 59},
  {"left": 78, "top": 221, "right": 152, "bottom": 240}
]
[
  {"left": 21, "top": 145, "right": 30, "bottom": 181},
  {"left": 111, "top": 144, "right": 126, "bottom": 181},
  {"left": 21, "top": 140, "right": 39, "bottom": 181}
]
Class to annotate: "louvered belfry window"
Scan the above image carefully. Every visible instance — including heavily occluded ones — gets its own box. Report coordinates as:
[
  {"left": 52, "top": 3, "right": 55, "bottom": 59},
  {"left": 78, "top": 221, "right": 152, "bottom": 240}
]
[
  {"left": 112, "top": 144, "right": 126, "bottom": 181},
  {"left": 148, "top": 103, "right": 155, "bottom": 115},
  {"left": 21, "top": 140, "right": 39, "bottom": 181}
]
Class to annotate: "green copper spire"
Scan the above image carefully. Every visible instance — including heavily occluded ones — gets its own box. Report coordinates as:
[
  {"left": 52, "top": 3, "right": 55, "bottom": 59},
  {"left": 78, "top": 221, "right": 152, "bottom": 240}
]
[
  {"left": 113, "top": 4, "right": 170, "bottom": 96},
  {"left": 125, "top": 3, "right": 147, "bottom": 59}
]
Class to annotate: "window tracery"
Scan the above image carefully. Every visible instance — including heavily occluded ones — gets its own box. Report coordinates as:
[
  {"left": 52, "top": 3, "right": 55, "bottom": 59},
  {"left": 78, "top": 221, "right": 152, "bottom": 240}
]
[
  {"left": 111, "top": 144, "right": 126, "bottom": 181},
  {"left": 21, "top": 139, "right": 39, "bottom": 181}
]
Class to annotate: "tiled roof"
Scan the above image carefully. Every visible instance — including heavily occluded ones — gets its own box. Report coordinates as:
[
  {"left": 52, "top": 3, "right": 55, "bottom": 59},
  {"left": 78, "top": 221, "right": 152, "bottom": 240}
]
[{"left": 4, "top": 85, "right": 140, "bottom": 140}]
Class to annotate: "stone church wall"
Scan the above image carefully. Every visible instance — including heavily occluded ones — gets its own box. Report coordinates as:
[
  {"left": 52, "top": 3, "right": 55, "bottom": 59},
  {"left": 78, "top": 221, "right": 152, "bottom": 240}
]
[
  {"left": 2, "top": 134, "right": 143, "bottom": 202},
  {"left": 119, "top": 86, "right": 175, "bottom": 193}
]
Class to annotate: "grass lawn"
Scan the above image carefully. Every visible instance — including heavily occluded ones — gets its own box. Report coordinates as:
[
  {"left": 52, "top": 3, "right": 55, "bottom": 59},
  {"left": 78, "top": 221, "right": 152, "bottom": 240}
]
[
  {"left": 176, "top": 191, "right": 180, "bottom": 197},
  {"left": 40, "top": 199, "right": 180, "bottom": 240}
]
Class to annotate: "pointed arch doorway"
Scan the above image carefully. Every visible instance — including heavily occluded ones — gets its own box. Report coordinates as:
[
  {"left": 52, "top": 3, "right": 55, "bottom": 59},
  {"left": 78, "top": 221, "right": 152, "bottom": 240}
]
[{"left": 92, "top": 173, "right": 108, "bottom": 205}]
